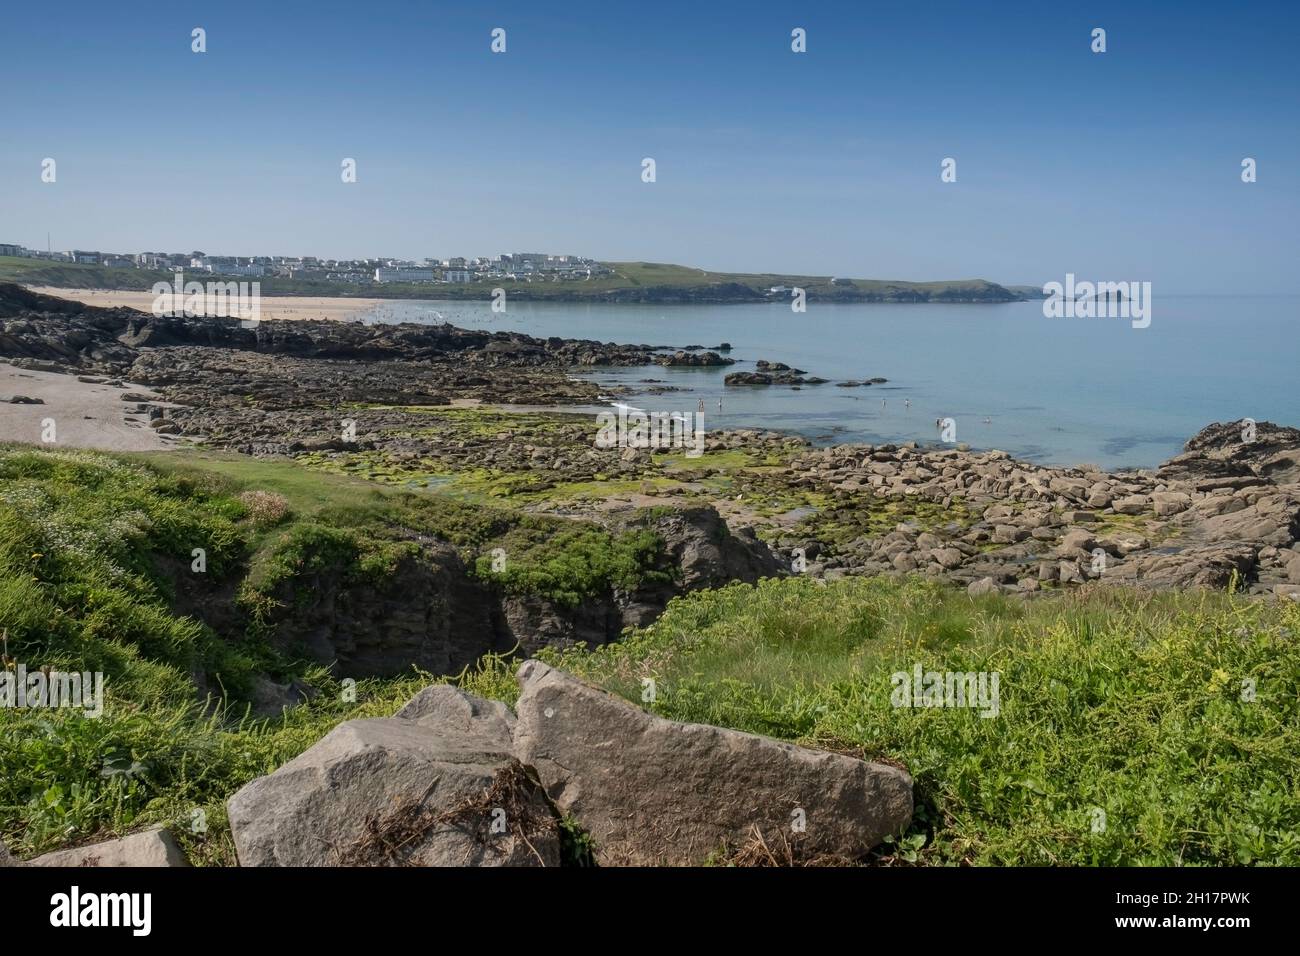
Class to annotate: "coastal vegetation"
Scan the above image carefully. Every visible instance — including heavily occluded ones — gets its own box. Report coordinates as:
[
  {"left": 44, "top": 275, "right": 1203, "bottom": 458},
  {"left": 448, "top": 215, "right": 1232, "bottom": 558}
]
[{"left": 2, "top": 444, "right": 1296, "bottom": 866}]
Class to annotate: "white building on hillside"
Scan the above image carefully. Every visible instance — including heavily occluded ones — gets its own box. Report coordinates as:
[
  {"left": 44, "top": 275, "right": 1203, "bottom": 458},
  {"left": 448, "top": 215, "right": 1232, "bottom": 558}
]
[{"left": 375, "top": 267, "right": 435, "bottom": 283}]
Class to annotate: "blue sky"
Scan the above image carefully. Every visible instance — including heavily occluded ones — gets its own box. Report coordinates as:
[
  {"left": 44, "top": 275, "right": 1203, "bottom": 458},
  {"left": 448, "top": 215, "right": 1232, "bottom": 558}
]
[{"left": 2, "top": 0, "right": 1297, "bottom": 291}]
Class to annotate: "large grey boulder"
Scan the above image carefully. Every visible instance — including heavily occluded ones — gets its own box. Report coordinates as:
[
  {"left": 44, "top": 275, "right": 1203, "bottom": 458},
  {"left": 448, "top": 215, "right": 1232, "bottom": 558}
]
[
  {"left": 0, "top": 840, "right": 18, "bottom": 866},
  {"left": 1192, "top": 494, "right": 1300, "bottom": 547},
  {"left": 1105, "top": 543, "right": 1258, "bottom": 589},
  {"left": 512, "top": 660, "right": 913, "bottom": 865},
  {"left": 28, "top": 827, "right": 189, "bottom": 867},
  {"left": 395, "top": 683, "right": 516, "bottom": 738},
  {"left": 228, "top": 686, "right": 559, "bottom": 867}
]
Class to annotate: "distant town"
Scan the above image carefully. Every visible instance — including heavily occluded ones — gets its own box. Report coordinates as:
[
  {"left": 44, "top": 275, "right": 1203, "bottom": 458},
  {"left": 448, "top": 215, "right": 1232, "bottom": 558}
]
[{"left": 0, "top": 242, "right": 611, "bottom": 285}]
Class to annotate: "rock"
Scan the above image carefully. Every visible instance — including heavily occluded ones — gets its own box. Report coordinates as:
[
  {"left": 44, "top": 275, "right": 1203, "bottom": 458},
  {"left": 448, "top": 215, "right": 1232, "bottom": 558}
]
[
  {"left": 28, "top": 827, "right": 189, "bottom": 867},
  {"left": 1286, "top": 555, "right": 1300, "bottom": 584},
  {"left": 967, "top": 576, "right": 999, "bottom": 596},
  {"left": 0, "top": 840, "right": 17, "bottom": 866},
  {"left": 1173, "top": 420, "right": 1300, "bottom": 486},
  {"left": 395, "top": 684, "right": 517, "bottom": 741},
  {"left": 656, "top": 350, "right": 733, "bottom": 368},
  {"left": 1107, "top": 544, "right": 1258, "bottom": 590},
  {"left": 1049, "top": 476, "right": 1089, "bottom": 499},
  {"left": 1113, "top": 495, "right": 1150, "bottom": 516},
  {"left": 1151, "top": 491, "right": 1193, "bottom": 516},
  {"left": 1087, "top": 489, "right": 1114, "bottom": 508},
  {"left": 932, "top": 547, "right": 965, "bottom": 570},
  {"left": 513, "top": 660, "right": 912, "bottom": 866},
  {"left": 3, "top": 395, "right": 44, "bottom": 404},
  {"left": 228, "top": 690, "right": 560, "bottom": 867},
  {"left": 637, "top": 506, "right": 782, "bottom": 591},
  {"left": 1109, "top": 535, "right": 1151, "bottom": 555},
  {"left": 1193, "top": 495, "right": 1300, "bottom": 547},
  {"left": 1060, "top": 528, "right": 1096, "bottom": 552},
  {"left": 1058, "top": 561, "right": 1084, "bottom": 585},
  {"left": 249, "top": 675, "right": 316, "bottom": 718},
  {"left": 724, "top": 371, "right": 772, "bottom": 386}
]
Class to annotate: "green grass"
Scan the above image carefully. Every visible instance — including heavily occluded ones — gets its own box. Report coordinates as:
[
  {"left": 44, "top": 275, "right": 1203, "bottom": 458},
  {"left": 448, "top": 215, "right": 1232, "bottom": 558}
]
[
  {"left": 4, "top": 443, "right": 1295, "bottom": 866},
  {"left": 527, "top": 576, "right": 1300, "bottom": 865},
  {"left": 0, "top": 445, "right": 669, "bottom": 862}
]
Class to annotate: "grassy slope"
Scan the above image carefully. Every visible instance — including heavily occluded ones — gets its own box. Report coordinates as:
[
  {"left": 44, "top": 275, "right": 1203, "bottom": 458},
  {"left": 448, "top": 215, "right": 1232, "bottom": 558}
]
[
  {"left": 3, "top": 445, "right": 1295, "bottom": 866},
  {"left": 534, "top": 577, "right": 1300, "bottom": 865},
  {"left": 0, "top": 255, "right": 1014, "bottom": 300},
  {"left": 0, "top": 445, "right": 666, "bottom": 862}
]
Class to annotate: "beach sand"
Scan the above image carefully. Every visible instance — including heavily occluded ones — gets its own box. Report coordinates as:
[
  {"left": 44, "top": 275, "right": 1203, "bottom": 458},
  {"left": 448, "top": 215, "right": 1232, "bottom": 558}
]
[
  {"left": 1, "top": 365, "right": 178, "bottom": 452},
  {"left": 26, "top": 287, "right": 387, "bottom": 323}
]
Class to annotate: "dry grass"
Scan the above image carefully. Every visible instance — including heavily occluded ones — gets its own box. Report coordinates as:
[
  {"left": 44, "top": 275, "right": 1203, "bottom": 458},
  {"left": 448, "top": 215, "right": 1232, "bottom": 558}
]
[
  {"left": 721, "top": 825, "right": 859, "bottom": 867},
  {"left": 335, "top": 760, "right": 558, "bottom": 867},
  {"left": 238, "top": 489, "right": 290, "bottom": 527}
]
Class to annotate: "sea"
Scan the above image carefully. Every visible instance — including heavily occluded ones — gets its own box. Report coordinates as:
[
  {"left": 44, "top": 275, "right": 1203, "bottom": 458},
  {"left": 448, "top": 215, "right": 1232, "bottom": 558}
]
[{"left": 356, "top": 295, "right": 1299, "bottom": 471}]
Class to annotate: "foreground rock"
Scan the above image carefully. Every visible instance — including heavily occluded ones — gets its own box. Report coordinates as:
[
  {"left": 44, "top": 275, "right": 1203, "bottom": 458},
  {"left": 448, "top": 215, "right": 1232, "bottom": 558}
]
[
  {"left": 513, "top": 660, "right": 912, "bottom": 865},
  {"left": 0, "top": 840, "right": 16, "bottom": 866},
  {"left": 28, "top": 827, "right": 189, "bottom": 867},
  {"left": 227, "top": 686, "right": 559, "bottom": 866}
]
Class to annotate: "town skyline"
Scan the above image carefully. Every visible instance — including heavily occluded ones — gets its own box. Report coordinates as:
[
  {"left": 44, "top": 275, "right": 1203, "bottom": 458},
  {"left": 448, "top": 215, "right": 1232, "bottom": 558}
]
[{"left": 0, "top": 241, "right": 609, "bottom": 284}]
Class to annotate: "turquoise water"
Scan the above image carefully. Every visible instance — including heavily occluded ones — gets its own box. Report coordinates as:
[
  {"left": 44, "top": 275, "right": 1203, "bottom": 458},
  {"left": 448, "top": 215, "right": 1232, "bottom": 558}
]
[{"left": 358, "top": 296, "right": 1300, "bottom": 470}]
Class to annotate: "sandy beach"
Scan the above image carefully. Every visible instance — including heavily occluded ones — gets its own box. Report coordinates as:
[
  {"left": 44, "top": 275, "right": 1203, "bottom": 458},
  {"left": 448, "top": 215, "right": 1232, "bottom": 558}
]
[
  {"left": 27, "top": 287, "right": 387, "bottom": 323},
  {"left": 0, "top": 365, "right": 177, "bottom": 451}
]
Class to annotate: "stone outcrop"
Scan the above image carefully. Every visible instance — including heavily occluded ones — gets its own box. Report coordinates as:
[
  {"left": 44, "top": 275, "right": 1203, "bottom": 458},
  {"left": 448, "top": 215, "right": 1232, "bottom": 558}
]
[
  {"left": 495, "top": 505, "right": 784, "bottom": 655},
  {"left": 512, "top": 660, "right": 912, "bottom": 865},
  {"left": 655, "top": 350, "right": 734, "bottom": 367},
  {"left": 226, "top": 671, "right": 914, "bottom": 867},
  {"left": 770, "top": 421, "right": 1300, "bottom": 598},
  {"left": 227, "top": 686, "right": 560, "bottom": 866},
  {"left": 27, "top": 827, "right": 189, "bottom": 867}
]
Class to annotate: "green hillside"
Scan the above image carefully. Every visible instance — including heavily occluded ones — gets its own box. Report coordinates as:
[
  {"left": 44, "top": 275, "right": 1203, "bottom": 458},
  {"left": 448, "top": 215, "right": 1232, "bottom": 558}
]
[{"left": 0, "top": 255, "right": 1023, "bottom": 303}]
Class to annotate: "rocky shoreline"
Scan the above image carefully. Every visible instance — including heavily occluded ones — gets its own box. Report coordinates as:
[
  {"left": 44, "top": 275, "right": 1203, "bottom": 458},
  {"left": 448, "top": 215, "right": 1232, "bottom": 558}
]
[
  {"left": 3, "top": 282, "right": 1298, "bottom": 611},
  {"left": 3, "top": 283, "right": 1299, "bottom": 870}
]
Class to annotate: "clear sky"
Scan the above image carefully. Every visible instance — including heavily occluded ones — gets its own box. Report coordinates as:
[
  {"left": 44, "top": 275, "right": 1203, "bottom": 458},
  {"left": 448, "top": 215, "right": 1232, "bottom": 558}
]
[{"left": 2, "top": 0, "right": 1297, "bottom": 292}]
